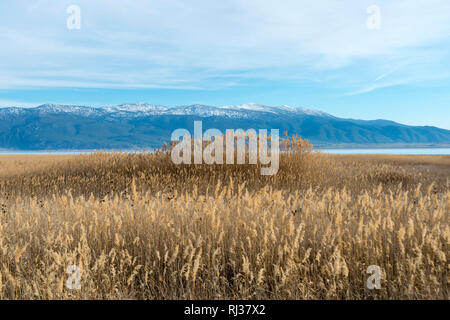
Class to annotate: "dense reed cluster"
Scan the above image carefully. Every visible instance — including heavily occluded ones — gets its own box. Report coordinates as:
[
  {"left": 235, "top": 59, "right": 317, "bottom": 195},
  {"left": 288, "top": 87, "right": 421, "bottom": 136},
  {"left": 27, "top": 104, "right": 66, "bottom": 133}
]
[{"left": 0, "top": 140, "right": 448, "bottom": 299}]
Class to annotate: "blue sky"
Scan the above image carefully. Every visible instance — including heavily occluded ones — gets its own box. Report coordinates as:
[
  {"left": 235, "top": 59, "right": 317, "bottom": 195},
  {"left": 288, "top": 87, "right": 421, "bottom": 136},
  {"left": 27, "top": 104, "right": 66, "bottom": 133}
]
[{"left": 1, "top": 0, "right": 450, "bottom": 129}]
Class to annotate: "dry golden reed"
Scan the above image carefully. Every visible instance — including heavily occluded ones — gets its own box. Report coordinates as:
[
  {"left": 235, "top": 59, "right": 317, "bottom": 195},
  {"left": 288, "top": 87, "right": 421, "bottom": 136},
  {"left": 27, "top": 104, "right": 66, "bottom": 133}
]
[{"left": 0, "top": 140, "right": 448, "bottom": 300}]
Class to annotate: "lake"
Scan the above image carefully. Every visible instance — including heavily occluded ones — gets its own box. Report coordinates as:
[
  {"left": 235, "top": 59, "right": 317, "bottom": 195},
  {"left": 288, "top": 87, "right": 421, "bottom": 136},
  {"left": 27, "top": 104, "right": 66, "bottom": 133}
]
[
  {"left": 318, "top": 148, "right": 450, "bottom": 155},
  {"left": 0, "top": 148, "right": 449, "bottom": 155}
]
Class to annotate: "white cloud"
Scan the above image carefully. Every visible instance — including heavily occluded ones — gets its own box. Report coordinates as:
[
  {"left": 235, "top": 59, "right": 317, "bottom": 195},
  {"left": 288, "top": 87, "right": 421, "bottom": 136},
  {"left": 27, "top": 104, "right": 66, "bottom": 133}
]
[
  {"left": 0, "top": 0, "right": 450, "bottom": 90},
  {"left": 0, "top": 100, "right": 43, "bottom": 108}
]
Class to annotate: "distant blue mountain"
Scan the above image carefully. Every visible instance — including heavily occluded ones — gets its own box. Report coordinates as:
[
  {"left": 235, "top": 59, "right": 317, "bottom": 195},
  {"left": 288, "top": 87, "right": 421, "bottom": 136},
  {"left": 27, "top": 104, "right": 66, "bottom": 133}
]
[{"left": 0, "top": 103, "right": 449, "bottom": 150}]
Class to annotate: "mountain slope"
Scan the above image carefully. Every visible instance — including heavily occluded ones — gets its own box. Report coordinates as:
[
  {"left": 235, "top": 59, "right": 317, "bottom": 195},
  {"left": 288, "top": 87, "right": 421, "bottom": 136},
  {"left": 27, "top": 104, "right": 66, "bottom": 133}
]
[{"left": 0, "top": 103, "right": 448, "bottom": 150}]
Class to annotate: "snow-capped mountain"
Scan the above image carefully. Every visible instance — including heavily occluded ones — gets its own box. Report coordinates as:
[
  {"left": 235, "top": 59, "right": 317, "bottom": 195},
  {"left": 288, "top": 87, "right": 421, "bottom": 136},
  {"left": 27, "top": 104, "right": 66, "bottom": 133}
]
[
  {"left": 1, "top": 103, "right": 331, "bottom": 119},
  {"left": 0, "top": 103, "right": 448, "bottom": 150},
  {"left": 103, "top": 103, "right": 169, "bottom": 116},
  {"left": 36, "top": 104, "right": 104, "bottom": 117}
]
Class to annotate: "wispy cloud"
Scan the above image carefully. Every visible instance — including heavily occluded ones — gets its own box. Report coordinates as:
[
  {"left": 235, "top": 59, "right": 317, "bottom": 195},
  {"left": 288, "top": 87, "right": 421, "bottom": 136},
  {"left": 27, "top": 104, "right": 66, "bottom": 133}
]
[
  {"left": 1, "top": 0, "right": 450, "bottom": 90},
  {"left": 0, "top": 100, "right": 44, "bottom": 108},
  {"left": 347, "top": 82, "right": 398, "bottom": 96}
]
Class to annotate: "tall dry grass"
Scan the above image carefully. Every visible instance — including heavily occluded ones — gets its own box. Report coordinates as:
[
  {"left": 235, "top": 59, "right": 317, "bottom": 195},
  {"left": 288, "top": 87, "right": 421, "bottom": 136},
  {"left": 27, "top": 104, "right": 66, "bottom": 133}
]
[{"left": 0, "top": 140, "right": 448, "bottom": 299}]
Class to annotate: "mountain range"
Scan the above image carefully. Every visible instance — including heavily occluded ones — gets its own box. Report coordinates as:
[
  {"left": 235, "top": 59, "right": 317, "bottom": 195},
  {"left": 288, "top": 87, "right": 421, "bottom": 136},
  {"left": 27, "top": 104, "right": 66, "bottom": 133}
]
[{"left": 0, "top": 103, "right": 449, "bottom": 150}]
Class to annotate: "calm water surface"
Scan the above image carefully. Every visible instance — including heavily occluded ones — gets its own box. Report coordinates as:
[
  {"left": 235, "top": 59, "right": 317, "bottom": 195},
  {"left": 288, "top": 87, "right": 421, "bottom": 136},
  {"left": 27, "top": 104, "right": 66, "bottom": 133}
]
[
  {"left": 318, "top": 148, "right": 450, "bottom": 155},
  {"left": 0, "top": 148, "right": 449, "bottom": 155}
]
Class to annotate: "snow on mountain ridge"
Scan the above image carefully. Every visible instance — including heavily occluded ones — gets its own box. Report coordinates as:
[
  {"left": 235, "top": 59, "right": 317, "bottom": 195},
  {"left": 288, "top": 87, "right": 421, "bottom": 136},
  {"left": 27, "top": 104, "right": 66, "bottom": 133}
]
[
  {"left": 217, "top": 103, "right": 274, "bottom": 112},
  {"left": 215, "top": 103, "right": 329, "bottom": 116},
  {"left": 36, "top": 104, "right": 104, "bottom": 117},
  {"left": 104, "top": 103, "right": 169, "bottom": 113},
  {"left": 1, "top": 103, "right": 331, "bottom": 118},
  {"left": 170, "top": 105, "right": 252, "bottom": 118}
]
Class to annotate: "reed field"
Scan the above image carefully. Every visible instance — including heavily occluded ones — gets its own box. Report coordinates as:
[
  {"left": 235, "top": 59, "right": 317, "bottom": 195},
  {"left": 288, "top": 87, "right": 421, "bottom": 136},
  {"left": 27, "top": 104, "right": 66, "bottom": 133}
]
[{"left": 0, "top": 141, "right": 448, "bottom": 300}]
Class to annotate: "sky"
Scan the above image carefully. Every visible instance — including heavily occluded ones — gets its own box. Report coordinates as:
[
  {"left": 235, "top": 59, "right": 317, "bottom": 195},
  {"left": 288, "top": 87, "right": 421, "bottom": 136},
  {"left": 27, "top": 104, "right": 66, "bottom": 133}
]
[{"left": 1, "top": 0, "right": 450, "bottom": 129}]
